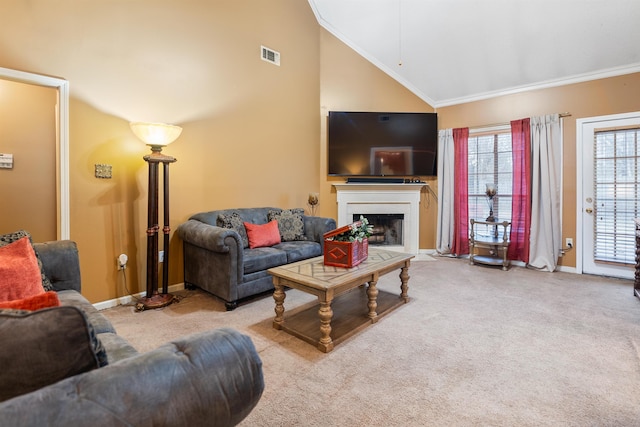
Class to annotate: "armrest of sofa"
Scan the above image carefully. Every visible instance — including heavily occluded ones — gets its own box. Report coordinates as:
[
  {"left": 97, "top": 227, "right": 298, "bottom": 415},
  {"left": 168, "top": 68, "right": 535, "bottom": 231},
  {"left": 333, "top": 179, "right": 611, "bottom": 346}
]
[
  {"left": 177, "top": 220, "right": 245, "bottom": 303},
  {"left": 176, "top": 219, "right": 243, "bottom": 253},
  {"left": 33, "top": 240, "right": 81, "bottom": 292},
  {"left": 304, "top": 216, "right": 337, "bottom": 249},
  {"left": 0, "top": 328, "right": 264, "bottom": 427}
]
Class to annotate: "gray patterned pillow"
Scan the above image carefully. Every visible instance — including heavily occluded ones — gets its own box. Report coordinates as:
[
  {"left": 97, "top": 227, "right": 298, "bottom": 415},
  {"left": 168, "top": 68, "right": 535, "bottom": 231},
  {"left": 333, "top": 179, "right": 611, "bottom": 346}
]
[
  {"left": 216, "top": 211, "right": 249, "bottom": 248},
  {"left": 268, "top": 208, "right": 307, "bottom": 242},
  {"left": 0, "top": 230, "right": 53, "bottom": 291}
]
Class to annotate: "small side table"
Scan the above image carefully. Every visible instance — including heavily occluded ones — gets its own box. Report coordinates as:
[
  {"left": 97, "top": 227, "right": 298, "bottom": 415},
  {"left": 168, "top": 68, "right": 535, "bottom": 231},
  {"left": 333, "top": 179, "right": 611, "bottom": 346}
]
[{"left": 469, "top": 219, "right": 511, "bottom": 271}]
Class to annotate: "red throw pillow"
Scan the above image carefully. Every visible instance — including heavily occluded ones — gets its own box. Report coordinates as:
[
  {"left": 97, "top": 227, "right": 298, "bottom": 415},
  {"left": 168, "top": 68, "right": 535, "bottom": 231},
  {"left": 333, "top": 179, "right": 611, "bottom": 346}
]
[
  {"left": 244, "top": 220, "right": 281, "bottom": 249},
  {"left": 0, "top": 291, "right": 60, "bottom": 311},
  {"left": 0, "top": 237, "right": 46, "bottom": 302}
]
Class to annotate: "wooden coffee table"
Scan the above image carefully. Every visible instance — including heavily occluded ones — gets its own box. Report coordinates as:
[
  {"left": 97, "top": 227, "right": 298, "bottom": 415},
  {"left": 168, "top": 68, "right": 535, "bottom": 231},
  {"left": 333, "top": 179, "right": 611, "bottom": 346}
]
[{"left": 268, "top": 248, "right": 414, "bottom": 352}]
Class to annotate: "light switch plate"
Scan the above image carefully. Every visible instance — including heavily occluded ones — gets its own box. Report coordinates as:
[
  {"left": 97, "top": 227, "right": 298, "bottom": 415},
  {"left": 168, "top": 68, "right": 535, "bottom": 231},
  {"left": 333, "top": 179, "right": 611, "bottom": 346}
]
[
  {"left": 0, "top": 153, "right": 13, "bottom": 169},
  {"left": 95, "top": 164, "right": 112, "bottom": 179}
]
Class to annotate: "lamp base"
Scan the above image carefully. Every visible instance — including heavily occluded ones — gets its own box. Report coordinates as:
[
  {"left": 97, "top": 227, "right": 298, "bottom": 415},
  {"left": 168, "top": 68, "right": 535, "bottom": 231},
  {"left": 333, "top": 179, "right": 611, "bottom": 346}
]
[
  {"left": 486, "top": 208, "right": 495, "bottom": 222},
  {"left": 135, "top": 292, "right": 175, "bottom": 311}
]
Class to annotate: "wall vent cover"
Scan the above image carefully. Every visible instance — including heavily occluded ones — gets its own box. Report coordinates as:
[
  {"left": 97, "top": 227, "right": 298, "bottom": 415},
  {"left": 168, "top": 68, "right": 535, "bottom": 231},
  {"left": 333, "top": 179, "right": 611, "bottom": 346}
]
[{"left": 261, "top": 45, "right": 280, "bottom": 66}]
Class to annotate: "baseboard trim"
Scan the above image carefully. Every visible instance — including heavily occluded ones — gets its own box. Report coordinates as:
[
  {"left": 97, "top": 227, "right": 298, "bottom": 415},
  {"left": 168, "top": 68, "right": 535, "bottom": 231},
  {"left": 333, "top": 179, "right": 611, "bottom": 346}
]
[
  {"left": 93, "top": 283, "right": 185, "bottom": 311},
  {"left": 420, "top": 248, "right": 579, "bottom": 274},
  {"left": 556, "top": 265, "right": 578, "bottom": 274}
]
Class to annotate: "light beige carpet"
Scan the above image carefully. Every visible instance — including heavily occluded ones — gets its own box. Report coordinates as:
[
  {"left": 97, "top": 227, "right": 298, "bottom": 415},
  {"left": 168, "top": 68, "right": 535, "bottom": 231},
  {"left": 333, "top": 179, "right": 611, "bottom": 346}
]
[{"left": 101, "top": 257, "right": 640, "bottom": 426}]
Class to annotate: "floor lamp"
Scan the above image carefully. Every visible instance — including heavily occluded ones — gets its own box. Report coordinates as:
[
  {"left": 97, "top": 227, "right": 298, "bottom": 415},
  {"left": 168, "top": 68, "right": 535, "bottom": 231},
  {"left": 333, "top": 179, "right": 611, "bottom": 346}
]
[{"left": 130, "top": 122, "right": 182, "bottom": 310}]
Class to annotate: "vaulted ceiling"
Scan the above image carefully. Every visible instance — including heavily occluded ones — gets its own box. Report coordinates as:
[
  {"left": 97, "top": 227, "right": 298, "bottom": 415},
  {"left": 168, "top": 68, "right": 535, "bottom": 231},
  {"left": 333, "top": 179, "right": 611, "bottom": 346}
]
[{"left": 308, "top": 0, "right": 640, "bottom": 107}]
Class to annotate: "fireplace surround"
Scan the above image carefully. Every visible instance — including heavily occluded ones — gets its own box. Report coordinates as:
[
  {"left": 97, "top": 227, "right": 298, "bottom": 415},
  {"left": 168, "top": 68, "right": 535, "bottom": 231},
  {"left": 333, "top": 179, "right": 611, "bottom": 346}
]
[
  {"left": 333, "top": 183, "right": 425, "bottom": 255},
  {"left": 355, "top": 213, "right": 404, "bottom": 246}
]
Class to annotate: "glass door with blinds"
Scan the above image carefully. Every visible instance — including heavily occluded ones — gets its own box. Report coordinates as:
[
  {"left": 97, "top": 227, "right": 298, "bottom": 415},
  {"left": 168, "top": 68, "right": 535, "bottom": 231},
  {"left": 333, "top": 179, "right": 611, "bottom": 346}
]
[{"left": 579, "top": 112, "right": 640, "bottom": 279}]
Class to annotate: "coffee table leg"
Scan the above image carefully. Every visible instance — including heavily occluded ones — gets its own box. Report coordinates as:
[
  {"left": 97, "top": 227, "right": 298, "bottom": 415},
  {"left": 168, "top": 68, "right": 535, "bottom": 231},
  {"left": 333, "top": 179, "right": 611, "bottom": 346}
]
[
  {"left": 399, "top": 261, "right": 410, "bottom": 303},
  {"left": 367, "top": 274, "right": 379, "bottom": 322},
  {"left": 273, "top": 280, "right": 286, "bottom": 330},
  {"left": 318, "top": 300, "right": 334, "bottom": 352}
]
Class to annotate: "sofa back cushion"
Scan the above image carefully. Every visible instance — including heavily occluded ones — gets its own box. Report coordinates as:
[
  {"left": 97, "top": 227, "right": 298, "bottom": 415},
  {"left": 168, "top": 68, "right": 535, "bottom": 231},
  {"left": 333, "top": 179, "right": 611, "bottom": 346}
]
[
  {"left": 191, "top": 207, "right": 277, "bottom": 227},
  {"left": 0, "top": 306, "right": 108, "bottom": 402},
  {"left": 192, "top": 208, "right": 287, "bottom": 249},
  {"left": 33, "top": 240, "right": 82, "bottom": 292}
]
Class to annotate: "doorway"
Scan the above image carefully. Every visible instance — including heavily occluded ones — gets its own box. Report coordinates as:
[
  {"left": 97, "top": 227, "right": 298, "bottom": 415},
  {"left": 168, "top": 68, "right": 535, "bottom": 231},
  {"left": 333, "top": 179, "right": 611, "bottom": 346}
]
[
  {"left": 0, "top": 67, "right": 69, "bottom": 240},
  {"left": 578, "top": 111, "right": 640, "bottom": 279}
]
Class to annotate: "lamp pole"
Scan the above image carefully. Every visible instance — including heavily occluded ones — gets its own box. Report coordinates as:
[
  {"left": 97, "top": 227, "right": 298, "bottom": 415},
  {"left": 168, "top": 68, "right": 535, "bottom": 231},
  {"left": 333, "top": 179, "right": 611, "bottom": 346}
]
[
  {"left": 138, "top": 150, "right": 176, "bottom": 310},
  {"left": 129, "top": 122, "right": 182, "bottom": 311}
]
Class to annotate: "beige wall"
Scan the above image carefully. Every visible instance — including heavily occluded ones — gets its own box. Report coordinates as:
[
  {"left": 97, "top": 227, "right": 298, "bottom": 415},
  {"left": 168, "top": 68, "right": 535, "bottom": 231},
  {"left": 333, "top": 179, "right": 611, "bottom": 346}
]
[
  {"left": 0, "top": 0, "right": 320, "bottom": 303},
  {"left": 2, "top": 1, "right": 640, "bottom": 303},
  {"left": 0, "top": 80, "right": 57, "bottom": 242}
]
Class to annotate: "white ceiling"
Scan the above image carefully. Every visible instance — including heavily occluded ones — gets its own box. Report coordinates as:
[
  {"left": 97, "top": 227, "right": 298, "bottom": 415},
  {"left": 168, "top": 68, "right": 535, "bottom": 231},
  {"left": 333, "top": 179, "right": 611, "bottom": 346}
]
[{"left": 308, "top": 0, "right": 640, "bottom": 107}]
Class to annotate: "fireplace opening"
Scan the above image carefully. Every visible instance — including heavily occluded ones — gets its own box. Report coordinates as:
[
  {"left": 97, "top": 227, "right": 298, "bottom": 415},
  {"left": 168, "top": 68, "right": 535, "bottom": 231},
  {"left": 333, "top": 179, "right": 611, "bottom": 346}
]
[{"left": 353, "top": 213, "right": 404, "bottom": 246}]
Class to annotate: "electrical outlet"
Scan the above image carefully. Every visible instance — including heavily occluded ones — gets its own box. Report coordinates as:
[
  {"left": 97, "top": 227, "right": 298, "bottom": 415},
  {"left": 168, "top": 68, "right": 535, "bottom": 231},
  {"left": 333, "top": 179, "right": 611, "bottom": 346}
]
[
  {"left": 117, "top": 253, "right": 128, "bottom": 270},
  {"left": 159, "top": 250, "right": 164, "bottom": 263},
  {"left": 566, "top": 238, "right": 573, "bottom": 248}
]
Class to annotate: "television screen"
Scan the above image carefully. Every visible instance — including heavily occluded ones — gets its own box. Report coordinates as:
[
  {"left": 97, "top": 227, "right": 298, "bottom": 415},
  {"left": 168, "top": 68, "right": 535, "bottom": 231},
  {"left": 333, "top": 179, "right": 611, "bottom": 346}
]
[{"left": 327, "top": 111, "right": 438, "bottom": 177}]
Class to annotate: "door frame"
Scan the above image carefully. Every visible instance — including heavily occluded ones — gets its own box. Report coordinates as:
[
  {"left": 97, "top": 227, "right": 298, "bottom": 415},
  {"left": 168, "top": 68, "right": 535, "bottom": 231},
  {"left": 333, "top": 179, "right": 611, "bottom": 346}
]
[
  {"left": 0, "top": 67, "right": 69, "bottom": 239},
  {"left": 576, "top": 111, "right": 640, "bottom": 277}
]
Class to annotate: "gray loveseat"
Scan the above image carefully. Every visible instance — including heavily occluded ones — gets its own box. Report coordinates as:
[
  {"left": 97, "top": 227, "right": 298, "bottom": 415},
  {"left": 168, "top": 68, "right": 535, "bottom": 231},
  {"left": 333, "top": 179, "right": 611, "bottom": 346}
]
[
  {"left": 0, "top": 240, "right": 264, "bottom": 426},
  {"left": 176, "top": 207, "right": 336, "bottom": 310}
]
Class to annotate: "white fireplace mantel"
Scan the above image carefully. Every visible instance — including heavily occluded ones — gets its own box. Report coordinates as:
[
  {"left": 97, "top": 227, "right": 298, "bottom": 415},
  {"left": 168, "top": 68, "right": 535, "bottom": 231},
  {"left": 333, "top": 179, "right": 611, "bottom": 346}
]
[{"left": 333, "top": 183, "right": 425, "bottom": 255}]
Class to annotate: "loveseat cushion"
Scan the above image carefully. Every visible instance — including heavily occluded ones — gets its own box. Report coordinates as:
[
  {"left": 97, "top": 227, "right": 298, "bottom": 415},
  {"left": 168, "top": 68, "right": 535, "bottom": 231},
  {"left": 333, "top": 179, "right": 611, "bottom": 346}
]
[
  {"left": 243, "top": 247, "right": 288, "bottom": 274},
  {"left": 34, "top": 240, "right": 81, "bottom": 292},
  {"left": 97, "top": 332, "right": 139, "bottom": 363},
  {"left": 0, "top": 306, "right": 108, "bottom": 402},
  {"left": 57, "top": 290, "right": 117, "bottom": 334},
  {"left": 273, "top": 240, "right": 322, "bottom": 263}
]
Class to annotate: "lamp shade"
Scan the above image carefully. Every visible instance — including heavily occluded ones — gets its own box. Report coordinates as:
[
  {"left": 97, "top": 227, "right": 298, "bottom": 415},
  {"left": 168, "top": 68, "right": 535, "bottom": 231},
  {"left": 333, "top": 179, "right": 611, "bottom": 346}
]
[{"left": 130, "top": 122, "right": 182, "bottom": 147}]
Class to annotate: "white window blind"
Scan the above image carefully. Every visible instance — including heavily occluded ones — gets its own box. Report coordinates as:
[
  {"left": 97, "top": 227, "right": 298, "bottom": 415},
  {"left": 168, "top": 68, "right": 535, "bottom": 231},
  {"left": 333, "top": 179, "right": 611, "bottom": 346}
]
[
  {"left": 468, "top": 133, "right": 513, "bottom": 223},
  {"left": 593, "top": 128, "right": 640, "bottom": 264}
]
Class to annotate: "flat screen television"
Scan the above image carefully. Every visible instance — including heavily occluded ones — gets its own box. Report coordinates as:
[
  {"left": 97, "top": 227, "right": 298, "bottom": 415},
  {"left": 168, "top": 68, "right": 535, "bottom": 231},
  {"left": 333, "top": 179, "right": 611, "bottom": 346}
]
[{"left": 327, "top": 111, "right": 438, "bottom": 177}]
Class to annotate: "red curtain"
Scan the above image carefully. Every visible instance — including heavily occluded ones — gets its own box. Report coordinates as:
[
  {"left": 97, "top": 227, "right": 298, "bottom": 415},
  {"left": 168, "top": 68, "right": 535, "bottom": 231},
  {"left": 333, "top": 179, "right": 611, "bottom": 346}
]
[
  {"left": 451, "top": 127, "right": 469, "bottom": 255},
  {"left": 508, "top": 118, "right": 531, "bottom": 262}
]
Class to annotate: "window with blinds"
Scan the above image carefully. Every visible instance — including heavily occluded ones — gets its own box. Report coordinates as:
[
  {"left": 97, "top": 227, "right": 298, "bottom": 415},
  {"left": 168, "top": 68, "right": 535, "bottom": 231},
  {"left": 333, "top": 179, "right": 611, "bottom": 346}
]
[
  {"left": 593, "top": 128, "right": 640, "bottom": 264},
  {"left": 468, "top": 133, "right": 513, "bottom": 222}
]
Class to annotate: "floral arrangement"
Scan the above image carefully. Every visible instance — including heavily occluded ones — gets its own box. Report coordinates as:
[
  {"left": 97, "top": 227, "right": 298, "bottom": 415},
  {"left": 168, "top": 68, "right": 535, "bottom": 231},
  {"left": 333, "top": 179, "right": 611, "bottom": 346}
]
[{"left": 331, "top": 215, "right": 374, "bottom": 242}]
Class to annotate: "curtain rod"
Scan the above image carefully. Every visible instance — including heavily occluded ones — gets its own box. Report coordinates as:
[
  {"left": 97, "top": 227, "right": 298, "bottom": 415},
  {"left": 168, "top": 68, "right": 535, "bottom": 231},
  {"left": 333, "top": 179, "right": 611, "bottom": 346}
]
[{"left": 470, "top": 112, "right": 572, "bottom": 131}]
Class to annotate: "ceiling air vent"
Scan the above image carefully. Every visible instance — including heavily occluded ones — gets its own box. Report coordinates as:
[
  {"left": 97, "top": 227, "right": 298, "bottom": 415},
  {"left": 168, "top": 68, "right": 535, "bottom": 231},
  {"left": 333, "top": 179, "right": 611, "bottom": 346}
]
[{"left": 261, "top": 45, "right": 280, "bottom": 66}]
